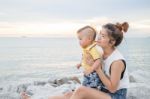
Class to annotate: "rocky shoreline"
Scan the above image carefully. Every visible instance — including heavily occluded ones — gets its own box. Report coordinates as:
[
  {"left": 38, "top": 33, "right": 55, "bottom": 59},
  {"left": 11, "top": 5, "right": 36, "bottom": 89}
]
[{"left": 0, "top": 75, "right": 149, "bottom": 99}]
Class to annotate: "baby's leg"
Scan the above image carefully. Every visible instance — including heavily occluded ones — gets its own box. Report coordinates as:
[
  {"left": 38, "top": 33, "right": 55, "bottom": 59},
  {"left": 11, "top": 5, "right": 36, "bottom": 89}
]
[
  {"left": 82, "top": 75, "right": 91, "bottom": 87},
  {"left": 21, "top": 92, "right": 30, "bottom": 99},
  {"left": 94, "top": 72, "right": 104, "bottom": 90},
  {"left": 87, "top": 72, "right": 104, "bottom": 90}
]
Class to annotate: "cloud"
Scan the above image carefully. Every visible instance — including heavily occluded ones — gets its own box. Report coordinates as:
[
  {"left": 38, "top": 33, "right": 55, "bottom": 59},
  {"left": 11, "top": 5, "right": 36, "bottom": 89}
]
[
  {"left": 85, "top": 17, "right": 150, "bottom": 34},
  {"left": 0, "top": 12, "right": 6, "bottom": 16},
  {"left": 0, "top": 17, "right": 150, "bottom": 37},
  {"left": 130, "top": 19, "right": 150, "bottom": 31},
  {"left": 0, "top": 21, "right": 87, "bottom": 37},
  {"left": 85, "top": 17, "right": 111, "bottom": 25},
  {"left": 0, "top": 22, "right": 15, "bottom": 28}
]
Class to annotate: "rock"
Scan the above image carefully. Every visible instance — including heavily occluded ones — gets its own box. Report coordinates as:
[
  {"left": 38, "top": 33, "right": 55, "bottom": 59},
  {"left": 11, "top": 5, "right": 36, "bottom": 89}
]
[
  {"left": 0, "top": 87, "right": 3, "bottom": 93},
  {"left": 6, "top": 85, "right": 18, "bottom": 93},
  {"left": 50, "top": 83, "right": 58, "bottom": 87},
  {"left": 26, "top": 90, "right": 34, "bottom": 96},
  {"left": 48, "top": 76, "right": 81, "bottom": 87},
  {"left": 17, "top": 83, "right": 31, "bottom": 93},
  {"left": 70, "top": 76, "right": 81, "bottom": 84},
  {"left": 127, "top": 96, "right": 137, "bottom": 99},
  {"left": 129, "top": 75, "right": 136, "bottom": 82},
  {"left": 0, "top": 93, "right": 20, "bottom": 99},
  {"left": 0, "top": 87, "right": 3, "bottom": 90},
  {"left": 34, "top": 81, "right": 47, "bottom": 86},
  {"left": 48, "top": 79, "right": 55, "bottom": 84},
  {"left": 1, "top": 76, "right": 150, "bottom": 99},
  {"left": 54, "top": 77, "right": 69, "bottom": 85},
  {"left": 127, "top": 86, "right": 150, "bottom": 99}
]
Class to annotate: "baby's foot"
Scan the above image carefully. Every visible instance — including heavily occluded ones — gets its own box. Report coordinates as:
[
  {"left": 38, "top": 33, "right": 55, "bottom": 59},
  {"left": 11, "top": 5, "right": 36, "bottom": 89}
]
[{"left": 21, "top": 92, "right": 31, "bottom": 99}]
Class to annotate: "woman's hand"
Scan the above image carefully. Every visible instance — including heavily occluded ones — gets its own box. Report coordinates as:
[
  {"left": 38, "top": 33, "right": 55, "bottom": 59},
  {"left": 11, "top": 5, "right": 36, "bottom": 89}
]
[{"left": 95, "top": 64, "right": 102, "bottom": 73}]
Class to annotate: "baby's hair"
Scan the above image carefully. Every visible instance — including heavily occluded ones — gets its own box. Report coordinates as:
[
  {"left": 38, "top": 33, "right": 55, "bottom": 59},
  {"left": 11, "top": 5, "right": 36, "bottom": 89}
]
[{"left": 77, "top": 26, "right": 96, "bottom": 41}]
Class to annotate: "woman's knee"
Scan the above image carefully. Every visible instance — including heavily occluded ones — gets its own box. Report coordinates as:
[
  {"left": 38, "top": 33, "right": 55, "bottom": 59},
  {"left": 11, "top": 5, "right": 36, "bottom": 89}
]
[{"left": 74, "top": 86, "right": 87, "bottom": 95}]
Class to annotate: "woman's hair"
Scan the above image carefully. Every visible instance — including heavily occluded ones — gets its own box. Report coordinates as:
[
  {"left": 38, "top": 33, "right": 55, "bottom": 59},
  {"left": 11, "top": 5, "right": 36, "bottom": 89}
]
[{"left": 103, "top": 22, "right": 129, "bottom": 46}]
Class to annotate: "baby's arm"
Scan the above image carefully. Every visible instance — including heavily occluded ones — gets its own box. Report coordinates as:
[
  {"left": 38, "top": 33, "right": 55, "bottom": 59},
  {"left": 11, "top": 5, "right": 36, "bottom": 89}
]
[
  {"left": 85, "top": 46, "right": 103, "bottom": 74},
  {"left": 76, "top": 63, "right": 81, "bottom": 69},
  {"left": 87, "top": 59, "right": 101, "bottom": 74},
  {"left": 76, "top": 54, "right": 83, "bottom": 69}
]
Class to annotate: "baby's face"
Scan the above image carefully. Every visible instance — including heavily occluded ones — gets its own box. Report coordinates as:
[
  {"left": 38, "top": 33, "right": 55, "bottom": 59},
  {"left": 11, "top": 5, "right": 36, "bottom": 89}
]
[{"left": 78, "top": 33, "right": 91, "bottom": 48}]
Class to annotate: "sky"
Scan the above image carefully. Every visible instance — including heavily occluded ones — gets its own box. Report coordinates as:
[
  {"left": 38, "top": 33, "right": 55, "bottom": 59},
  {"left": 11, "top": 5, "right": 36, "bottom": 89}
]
[{"left": 0, "top": 0, "right": 150, "bottom": 37}]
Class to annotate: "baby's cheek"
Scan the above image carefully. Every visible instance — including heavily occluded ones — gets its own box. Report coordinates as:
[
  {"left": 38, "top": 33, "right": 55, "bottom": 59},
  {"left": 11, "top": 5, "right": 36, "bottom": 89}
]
[{"left": 80, "top": 42, "right": 84, "bottom": 46}]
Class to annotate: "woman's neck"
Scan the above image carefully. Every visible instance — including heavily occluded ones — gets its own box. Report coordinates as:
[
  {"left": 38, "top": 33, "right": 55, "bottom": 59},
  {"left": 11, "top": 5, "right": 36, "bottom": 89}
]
[{"left": 103, "top": 47, "right": 115, "bottom": 59}]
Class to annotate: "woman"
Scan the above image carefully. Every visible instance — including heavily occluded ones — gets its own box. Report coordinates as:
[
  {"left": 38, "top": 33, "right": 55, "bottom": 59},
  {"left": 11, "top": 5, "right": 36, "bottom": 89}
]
[{"left": 22, "top": 22, "right": 129, "bottom": 99}]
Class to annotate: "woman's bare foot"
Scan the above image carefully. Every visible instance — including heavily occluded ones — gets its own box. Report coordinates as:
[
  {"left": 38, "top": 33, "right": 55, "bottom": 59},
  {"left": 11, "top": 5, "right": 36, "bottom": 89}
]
[{"left": 21, "top": 92, "right": 30, "bottom": 99}]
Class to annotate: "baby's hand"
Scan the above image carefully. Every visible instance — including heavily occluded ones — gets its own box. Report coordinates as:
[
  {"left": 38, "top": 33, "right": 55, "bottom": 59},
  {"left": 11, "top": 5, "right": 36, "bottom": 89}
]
[{"left": 76, "top": 63, "right": 81, "bottom": 69}]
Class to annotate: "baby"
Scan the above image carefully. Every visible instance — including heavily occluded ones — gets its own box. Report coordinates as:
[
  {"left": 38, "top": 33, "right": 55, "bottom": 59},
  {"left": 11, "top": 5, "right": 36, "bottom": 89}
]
[{"left": 76, "top": 26, "right": 103, "bottom": 90}]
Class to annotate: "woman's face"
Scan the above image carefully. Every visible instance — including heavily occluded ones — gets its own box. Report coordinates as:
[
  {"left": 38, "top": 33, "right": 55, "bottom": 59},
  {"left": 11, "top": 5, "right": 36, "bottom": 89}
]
[{"left": 97, "top": 28, "right": 111, "bottom": 48}]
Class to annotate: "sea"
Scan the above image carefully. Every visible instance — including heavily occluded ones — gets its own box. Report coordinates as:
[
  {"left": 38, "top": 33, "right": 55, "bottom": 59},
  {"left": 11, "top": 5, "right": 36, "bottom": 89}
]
[{"left": 0, "top": 37, "right": 150, "bottom": 98}]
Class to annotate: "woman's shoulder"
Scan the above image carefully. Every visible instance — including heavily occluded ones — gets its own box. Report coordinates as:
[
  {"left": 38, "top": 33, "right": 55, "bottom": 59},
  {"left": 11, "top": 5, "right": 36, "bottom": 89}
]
[
  {"left": 104, "top": 49, "right": 125, "bottom": 65},
  {"left": 110, "top": 49, "right": 126, "bottom": 72},
  {"left": 112, "top": 49, "right": 125, "bottom": 60},
  {"left": 111, "top": 59, "right": 125, "bottom": 67}
]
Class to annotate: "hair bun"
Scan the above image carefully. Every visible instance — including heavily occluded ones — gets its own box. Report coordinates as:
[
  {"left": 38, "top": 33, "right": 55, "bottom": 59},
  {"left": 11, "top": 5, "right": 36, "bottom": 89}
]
[
  {"left": 122, "top": 22, "right": 129, "bottom": 32},
  {"left": 116, "top": 22, "right": 129, "bottom": 33}
]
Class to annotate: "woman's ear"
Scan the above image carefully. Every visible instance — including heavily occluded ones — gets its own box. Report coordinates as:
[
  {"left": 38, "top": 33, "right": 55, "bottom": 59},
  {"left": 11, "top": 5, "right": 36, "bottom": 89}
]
[{"left": 109, "top": 40, "right": 116, "bottom": 46}]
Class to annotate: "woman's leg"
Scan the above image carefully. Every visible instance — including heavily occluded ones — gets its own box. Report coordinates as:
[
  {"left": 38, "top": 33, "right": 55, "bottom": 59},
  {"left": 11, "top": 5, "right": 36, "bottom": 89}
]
[
  {"left": 70, "top": 86, "right": 111, "bottom": 99},
  {"left": 48, "top": 91, "right": 73, "bottom": 99}
]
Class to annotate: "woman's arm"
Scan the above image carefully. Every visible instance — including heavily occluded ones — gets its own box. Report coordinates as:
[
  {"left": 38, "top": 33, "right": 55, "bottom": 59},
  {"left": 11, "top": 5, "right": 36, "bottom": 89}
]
[{"left": 96, "top": 60, "right": 125, "bottom": 93}]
